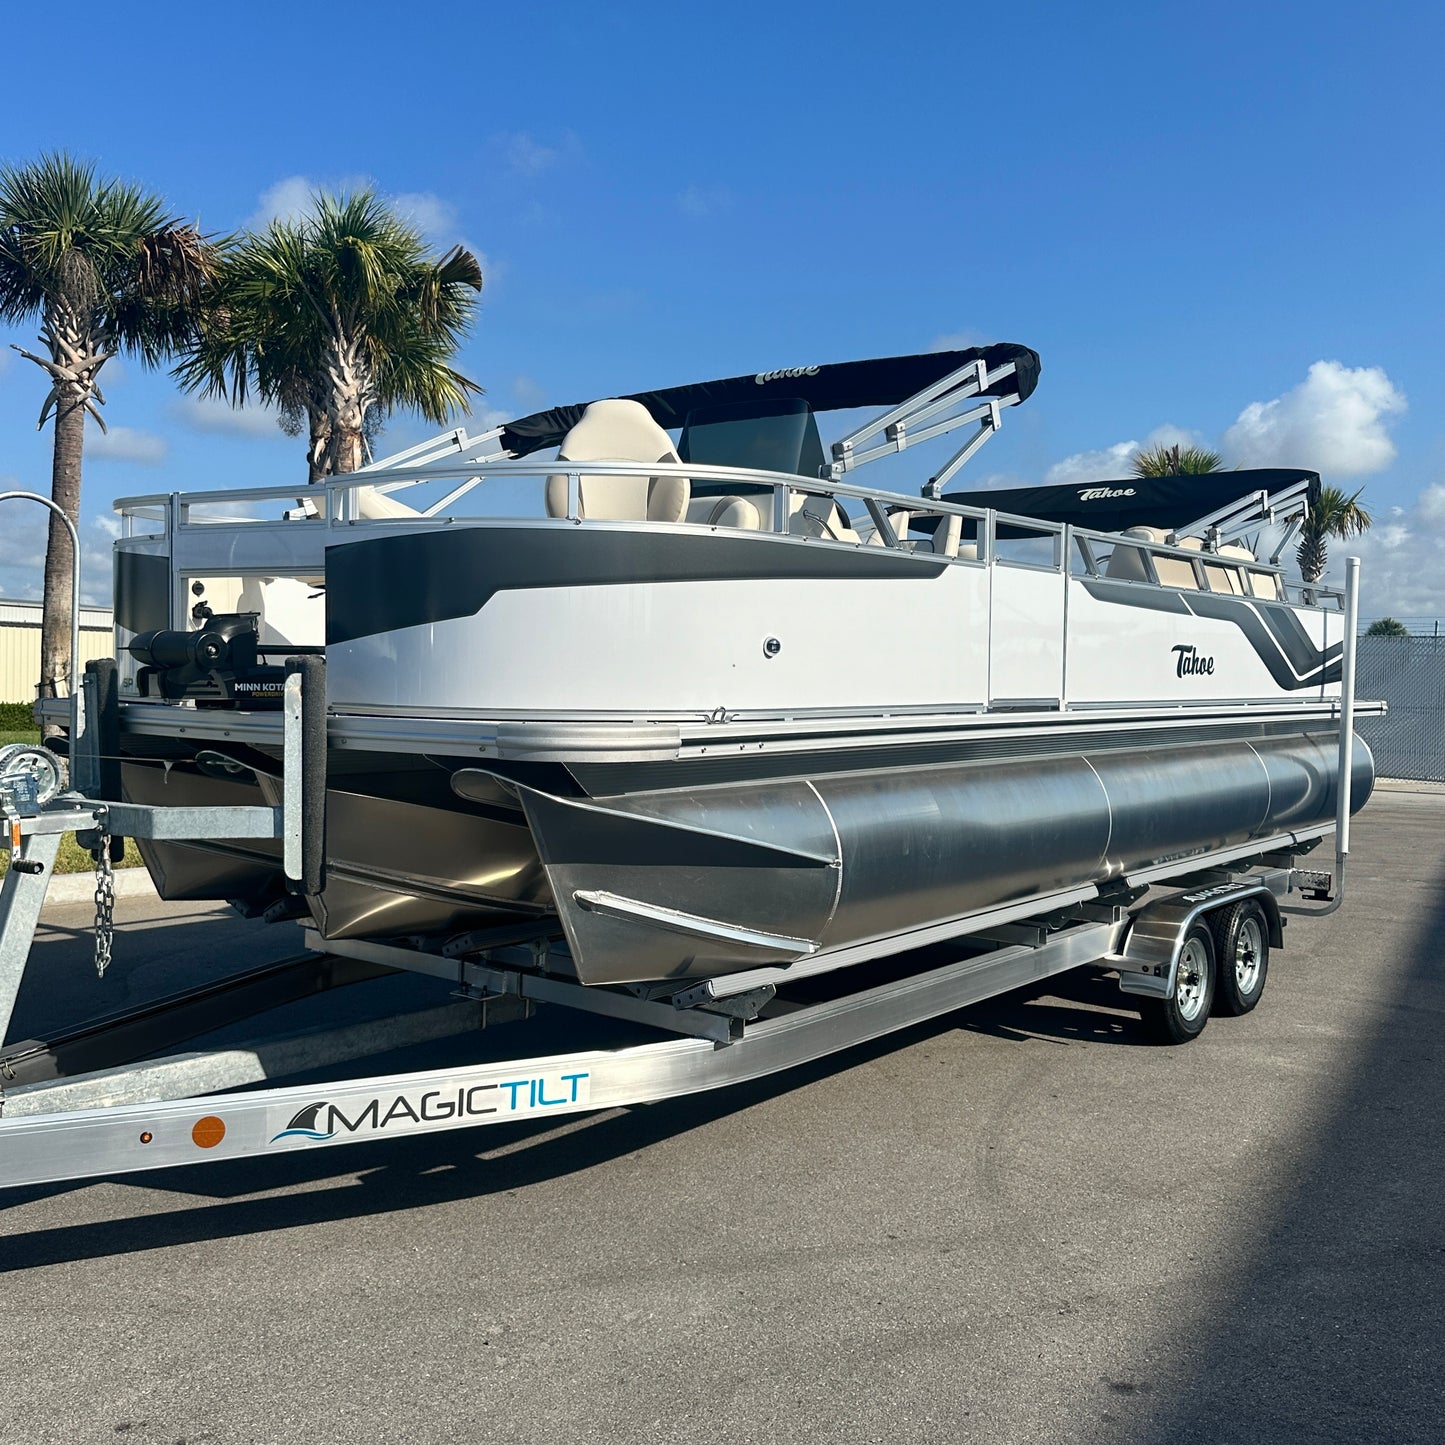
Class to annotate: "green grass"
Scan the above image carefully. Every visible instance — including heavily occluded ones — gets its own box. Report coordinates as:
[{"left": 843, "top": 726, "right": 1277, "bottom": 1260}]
[
  {"left": 0, "top": 834, "right": 144, "bottom": 876},
  {"left": 0, "top": 724, "right": 145, "bottom": 873}
]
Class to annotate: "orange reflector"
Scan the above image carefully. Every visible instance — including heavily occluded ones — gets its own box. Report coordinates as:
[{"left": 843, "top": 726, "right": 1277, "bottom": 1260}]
[
  {"left": 191, "top": 1115, "right": 226, "bottom": 1149},
  {"left": 139, "top": 1132, "right": 153, "bottom": 1144},
  {"left": 8, "top": 821, "right": 19, "bottom": 851}
]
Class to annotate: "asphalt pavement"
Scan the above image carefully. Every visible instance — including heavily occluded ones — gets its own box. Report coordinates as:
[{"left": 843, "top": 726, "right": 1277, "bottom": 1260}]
[{"left": 1, "top": 793, "right": 1442, "bottom": 1445}]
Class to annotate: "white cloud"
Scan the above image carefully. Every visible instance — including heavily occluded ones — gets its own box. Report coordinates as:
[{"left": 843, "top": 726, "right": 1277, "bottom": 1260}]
[
  {"left": 392, "top": 191, "right": 458, "bottom": 243},
  {"left": 245, "top": 176, "right": 318, "bottom": 230},
  {"left": 1320, "top": 482, "right": 1445, "bottom": 618},
  {"left": 170, "top": 394, "right": 286, "bottom": 439},
  {"left": 464, "top": 402, "right": 513, "bottom": 432},
  {"left": 469, "top": 247, "right": 503, "bottom": 289},
  {"left": 1223, "top": 361, "right": 1406, "bottom": 477},
  {"left": 244, "top": 173, "right": 369, "bottom": 230},
  {"left": 511, "top": 375, "right": 547, "bottom": 411},
  {"left": 1044, "top": 425, "right": 1202, "bottom": 485},
  {"left": 81, "top": 515, "right": 115, "bottom": 605},
  {"left": 677, "top": 184, "right": 732, "bottom": 218},
  {"left": 244, "top": 176, "right": 466, "bottom": 246},
  {"left": 87, "top": 426, "right": 167, "bottom": 465},
  {"left": 930, "top": 329, "right": 991, "bottom": 353},
  {"left": 0, "top": 493, "right": 114, "bottom": 606},
  {"left": 495, "top": 130, "right": 579, "bottom": 177}
]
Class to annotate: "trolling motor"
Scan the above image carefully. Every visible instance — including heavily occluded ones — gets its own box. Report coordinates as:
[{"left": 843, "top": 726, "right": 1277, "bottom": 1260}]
[{"left": 128, "top": 613, "right": 287, "bottom": 708}]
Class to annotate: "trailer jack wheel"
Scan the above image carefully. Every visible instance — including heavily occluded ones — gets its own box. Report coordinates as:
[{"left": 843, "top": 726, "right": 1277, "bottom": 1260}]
[
  {"left": 1139, "top": 923, "right": 1216, "bottom": 1045},
  {"left": 1209, "top": 899, "right": 1270, "bottom": 1016}
]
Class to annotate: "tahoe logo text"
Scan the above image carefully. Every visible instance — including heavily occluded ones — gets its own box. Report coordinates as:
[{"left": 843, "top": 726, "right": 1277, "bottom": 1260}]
[
  {"left": 1172, "top": 644, "right": 1215, "bottom": 678},
  {"left": 755, "top": 366, "right": 820, "bottom": 384},
  {"left": 1077, "top": 486, "right": 1136, "bottom": 500}
]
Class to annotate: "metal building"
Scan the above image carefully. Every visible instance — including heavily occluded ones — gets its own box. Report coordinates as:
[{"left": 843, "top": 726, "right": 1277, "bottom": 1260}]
[{"left": 0, "top": 598, "right": 114, "bottom": 704}]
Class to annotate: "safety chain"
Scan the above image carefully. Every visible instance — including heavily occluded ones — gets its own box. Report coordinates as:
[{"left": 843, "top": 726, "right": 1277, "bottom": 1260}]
[{"left": 93, "top": 833, "right": 115, "bottom": 978}]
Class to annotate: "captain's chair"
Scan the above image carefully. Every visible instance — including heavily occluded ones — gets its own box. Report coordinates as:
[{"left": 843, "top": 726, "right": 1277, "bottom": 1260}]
[{"left": 545, "top": 399, "right": 690, "bottom": 522}]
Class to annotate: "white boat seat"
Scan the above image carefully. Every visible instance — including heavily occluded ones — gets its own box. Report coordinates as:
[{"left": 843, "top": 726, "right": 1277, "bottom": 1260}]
[
  {"left": 864, "top": 506, "right": 907, "bottom": 547},
  {"left": 1204, "top": 542, "right": 1263, "bottom": 596},
  {"left": 545, "top": 399, "right": 690, "bottom": 522},
  {"left": 1248, "top": 568, "right": 1285, "bottom": 600},
  {"left": 788, "top": 493, "right": 860, "bottom": 545},
  {"left": 1203, "top": 560, "right": 1245, "bottom": 594},
  {"left": 917, "top": 513, "right": 963, "bottom": 557},
  {"left": 1105, "top": 527, "right": 1201, "bottom": 589},
  {"left": 354, "top": 486, "right": 422, "bottom": 519},
  {"left": 685, "top": 494, "right": 763, "bottom": 530},
  {"left": 859, "top": 507, "right": 960, "bottom": 557},
  {"left": 1214, "top": 544, "right": 1286, "bottom": 600}
]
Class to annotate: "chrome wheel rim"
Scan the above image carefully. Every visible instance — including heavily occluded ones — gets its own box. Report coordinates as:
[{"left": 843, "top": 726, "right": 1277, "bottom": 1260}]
[
  {"left": 1176, "top": 937, "right": 1209, "bottom": 1022},
  {"left": 1233, "top": 916, "right": 1264, "bottom": 996}
]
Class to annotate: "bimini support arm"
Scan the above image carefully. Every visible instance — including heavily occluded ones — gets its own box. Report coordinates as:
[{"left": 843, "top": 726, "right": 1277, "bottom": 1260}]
[
  {"left": 827, "top": 357, "right": 1022, "bottom": 488},
  {"left": 1174, "top": 475, "right": 1315, "bottom": 550}
]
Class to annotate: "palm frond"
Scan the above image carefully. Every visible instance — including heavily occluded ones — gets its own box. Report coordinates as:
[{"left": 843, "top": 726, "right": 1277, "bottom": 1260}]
[
  {"left": 1129, "top": 443, "right": 1223, "bottom": 477},
  {"left": 174, "top": 186, "right": 484, "bottom": 471},
  {"left": 0, "top": 151, "right": 217, "bottom": 358}
]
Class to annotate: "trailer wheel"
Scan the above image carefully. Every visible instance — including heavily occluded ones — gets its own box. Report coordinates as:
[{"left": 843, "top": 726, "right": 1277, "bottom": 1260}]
[
  {"left": 1210, "top": 899, "right": 1270, "bottom": 1016},
  {"left": 1139, "top": 923, "right": 1216, "bottom": 1044}
]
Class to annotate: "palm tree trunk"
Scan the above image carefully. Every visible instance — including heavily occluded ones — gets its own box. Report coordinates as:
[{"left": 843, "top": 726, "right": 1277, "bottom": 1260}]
[
  {"left": 324, "top": 336, "right": 368, "bottom": 475},
  {"left": 1296, "top": 528, "right": 1327, "bottom": 585},
  {"left": 39, "top": 386, "right": 85, "bottom": 710},
  {"left": 306, "top": 404, "right": 331, "bottom": 483}
]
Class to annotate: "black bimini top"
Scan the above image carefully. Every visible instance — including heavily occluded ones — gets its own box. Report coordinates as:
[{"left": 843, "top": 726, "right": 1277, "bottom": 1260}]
[
  {"left": 498, "top": 343, "right": 1041, "bottom": 458},
  {"left": 944, "top": 469, "right": 1321, "bottom": 534}
]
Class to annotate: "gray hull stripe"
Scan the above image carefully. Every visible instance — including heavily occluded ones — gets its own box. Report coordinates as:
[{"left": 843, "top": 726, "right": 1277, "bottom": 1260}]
[
  {"left": 1081, "top": 579, "right": 1340, "bottom": 690},
  {"left": 326, "top": 527, "right": 946, "bottom": 645}
]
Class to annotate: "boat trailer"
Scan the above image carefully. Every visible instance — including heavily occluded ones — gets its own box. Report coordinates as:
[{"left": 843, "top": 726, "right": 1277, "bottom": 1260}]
[{"left": 0, "top": 509, "right": 1364, "bottom": 1194}]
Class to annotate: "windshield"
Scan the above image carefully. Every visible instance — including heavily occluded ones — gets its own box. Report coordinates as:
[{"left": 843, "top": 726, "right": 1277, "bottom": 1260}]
[{"left": 679, "top": 398, "right": 825, "bottom": 478}]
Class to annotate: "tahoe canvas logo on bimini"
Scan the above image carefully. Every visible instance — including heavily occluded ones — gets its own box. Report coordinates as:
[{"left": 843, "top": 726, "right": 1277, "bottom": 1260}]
[
  {"left": 1076, "top": 486, "right": 1136, "bottom": 500},
  {"left": 755, "top": 366, "right": 820, "bottom": 384}
]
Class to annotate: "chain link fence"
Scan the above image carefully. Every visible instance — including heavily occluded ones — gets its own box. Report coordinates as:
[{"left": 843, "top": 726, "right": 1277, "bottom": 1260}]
[{"left": 1356, "top": 634, "right": 1445, "bottom": 782}]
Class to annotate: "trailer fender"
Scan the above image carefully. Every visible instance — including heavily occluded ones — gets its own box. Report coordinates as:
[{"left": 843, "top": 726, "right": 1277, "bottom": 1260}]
[{"left": 1112, "top": 877, "right": 1286, "bottom": 1001}]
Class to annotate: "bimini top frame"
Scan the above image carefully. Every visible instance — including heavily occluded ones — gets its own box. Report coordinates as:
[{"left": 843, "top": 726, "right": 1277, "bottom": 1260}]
[
  {"left": 492, "top": 343, "right": 1040, "bottom": 466},
  {"left": 945, "top": 469, "right": 1322, "bottom": 555}
]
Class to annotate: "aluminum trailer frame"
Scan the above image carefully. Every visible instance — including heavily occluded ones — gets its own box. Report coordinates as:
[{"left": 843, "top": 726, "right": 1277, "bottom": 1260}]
[
  {"left": 0, "top": 862, "right": 1311, "bottom": 1192},
  {"left": 0, "top": 913, "right": 1154, "bottom": 1189}
]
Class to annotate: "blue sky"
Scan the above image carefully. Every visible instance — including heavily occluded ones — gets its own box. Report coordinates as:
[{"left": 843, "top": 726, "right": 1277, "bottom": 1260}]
[{"left": 1, "top": 0, "right": 1441, "bottom": 616}]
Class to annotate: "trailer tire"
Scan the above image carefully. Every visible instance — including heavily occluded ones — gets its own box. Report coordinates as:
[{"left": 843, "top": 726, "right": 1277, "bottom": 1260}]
[
  {"left": 1139, "top": 923, "right": 1216, "bottom": 1045},
  {"left": 1210, "top": 899, "right": 1269, "bottom": 1016}
]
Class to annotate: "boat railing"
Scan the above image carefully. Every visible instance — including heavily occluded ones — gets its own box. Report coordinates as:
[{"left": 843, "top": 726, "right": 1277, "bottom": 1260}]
[{"left": 114, "top": 456, "right": 1342, "bottom": 611}]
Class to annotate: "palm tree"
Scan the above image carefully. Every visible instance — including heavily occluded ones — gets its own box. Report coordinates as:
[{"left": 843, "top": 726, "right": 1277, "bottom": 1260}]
[
  {"left": 1130, "top": 443, "right": 1223, "bottom": 477},
  {"left": 0, "top": 152, "right": 214, "bottom": 700},
  {"left": 1365, "top": 617, "right": 1408, "bottom": 637},
  {"left": 177, "top": 190, "right": 483, "bottom": 480},
  {"left": 1297, "top": 485, "right": 1371, "bottom": 584}
]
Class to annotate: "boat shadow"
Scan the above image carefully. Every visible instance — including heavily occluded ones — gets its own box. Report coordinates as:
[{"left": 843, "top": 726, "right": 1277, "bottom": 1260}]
[{"left": 0, "top": 969, "right": 1154, "bottom": 1269}]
